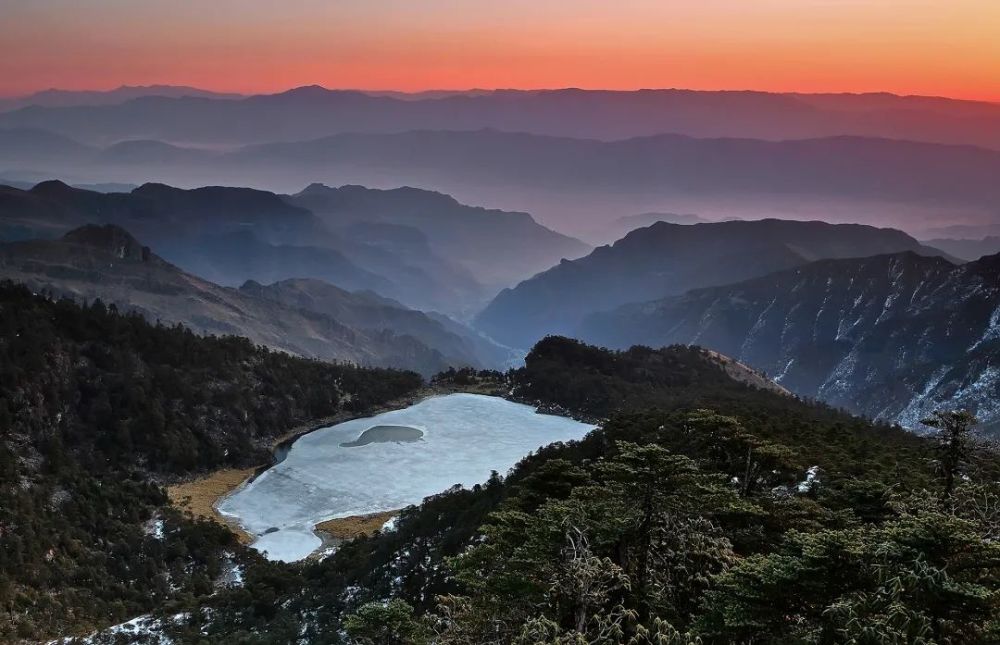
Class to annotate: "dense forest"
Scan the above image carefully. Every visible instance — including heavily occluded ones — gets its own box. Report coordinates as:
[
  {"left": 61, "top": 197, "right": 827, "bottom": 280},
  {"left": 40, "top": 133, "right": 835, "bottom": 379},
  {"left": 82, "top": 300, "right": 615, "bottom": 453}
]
[
  {"left": 3, "top": 285, "right": 998, "bottom": 642},
  {"left": 162, "top": 337, "right": 1000, "bottom": 643},
  {"left": 0, "top": 282, "right": 421, "bottom": 640}
]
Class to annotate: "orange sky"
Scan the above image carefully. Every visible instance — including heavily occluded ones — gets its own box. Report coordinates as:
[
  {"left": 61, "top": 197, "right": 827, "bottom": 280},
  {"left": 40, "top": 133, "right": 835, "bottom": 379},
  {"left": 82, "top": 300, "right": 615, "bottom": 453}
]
[{"left": 2, "top": 0, "right": 999, "bottom": 101}]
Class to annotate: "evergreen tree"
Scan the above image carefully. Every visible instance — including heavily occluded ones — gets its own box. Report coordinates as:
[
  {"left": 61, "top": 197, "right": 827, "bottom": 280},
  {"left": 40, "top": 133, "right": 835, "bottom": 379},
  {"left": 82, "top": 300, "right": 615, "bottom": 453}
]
[
  {"left": 922, "top": 410, "right": 978, "bottom": 505},
  {"left": 344, "top": 599, "right": 430, "bottom": 645}
]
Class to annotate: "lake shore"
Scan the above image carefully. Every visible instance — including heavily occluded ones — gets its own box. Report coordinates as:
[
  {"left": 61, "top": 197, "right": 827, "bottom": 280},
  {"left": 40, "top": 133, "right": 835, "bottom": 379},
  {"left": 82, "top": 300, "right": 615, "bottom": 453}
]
[{"left": 165, "top": 380, "right": 503, "bottom": 545}]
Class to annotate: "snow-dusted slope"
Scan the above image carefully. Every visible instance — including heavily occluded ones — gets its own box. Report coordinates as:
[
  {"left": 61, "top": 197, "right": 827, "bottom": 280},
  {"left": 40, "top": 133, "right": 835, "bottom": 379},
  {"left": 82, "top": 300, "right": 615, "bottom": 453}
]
[{"left": 583, "top": 251, "right": 1000, "bottom": 434}]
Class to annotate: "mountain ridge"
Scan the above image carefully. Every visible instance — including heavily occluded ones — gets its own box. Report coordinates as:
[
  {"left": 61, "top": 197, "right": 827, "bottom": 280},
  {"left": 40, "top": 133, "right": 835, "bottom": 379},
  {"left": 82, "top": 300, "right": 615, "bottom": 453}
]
[
  {"left": 288, "top": 182, "right": 589, "bottom": 290},
  {"left": 475, "top": 218, "right": 953, "bottom": 348},
  {"left": 0, "top": 224, "right": 498, "bottom": 375},
  {"left": 3, "top": 86, "right": 1000, "bottom": 148},
  {"left": 4, "top": 128, "right": 1000, "bottom": 239},
  {"left": 580, "top": 250, "right": 1000, "bottom": 433},
  {"left": 0, "top": 179, "right": 584, "bottom": 314}
]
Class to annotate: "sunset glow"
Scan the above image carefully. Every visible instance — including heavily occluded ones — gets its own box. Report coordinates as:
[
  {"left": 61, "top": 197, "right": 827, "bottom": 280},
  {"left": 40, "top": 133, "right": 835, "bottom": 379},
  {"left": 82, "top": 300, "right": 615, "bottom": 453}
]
[{"left": 2, "top": 0, "right": 999, "bottom": 100}]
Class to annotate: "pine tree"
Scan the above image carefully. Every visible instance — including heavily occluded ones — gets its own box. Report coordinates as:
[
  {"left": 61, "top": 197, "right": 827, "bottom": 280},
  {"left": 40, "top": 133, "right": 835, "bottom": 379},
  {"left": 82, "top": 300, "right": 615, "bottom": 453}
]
[{"left": 922, "top": 410, "right": 978, "bottom": 505}]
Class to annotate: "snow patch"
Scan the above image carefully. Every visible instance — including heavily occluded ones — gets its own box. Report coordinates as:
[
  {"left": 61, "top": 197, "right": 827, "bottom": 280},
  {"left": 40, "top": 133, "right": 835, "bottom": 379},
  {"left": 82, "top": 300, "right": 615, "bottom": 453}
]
[
  {"left": 969, "top": 303, "right": 1000, "bottom": 351},
  {"left": 796, "top": 466, "right": 821, "bottom": 493},
  {"left": 51, "top": 613, "right": 188, "bottom": 644}
]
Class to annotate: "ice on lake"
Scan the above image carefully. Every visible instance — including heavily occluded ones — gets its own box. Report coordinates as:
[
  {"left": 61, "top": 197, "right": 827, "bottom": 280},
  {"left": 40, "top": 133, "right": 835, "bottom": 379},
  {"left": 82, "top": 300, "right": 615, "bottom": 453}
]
[{"left": 217, "top": 393, "right": 595, "bottom": 562}]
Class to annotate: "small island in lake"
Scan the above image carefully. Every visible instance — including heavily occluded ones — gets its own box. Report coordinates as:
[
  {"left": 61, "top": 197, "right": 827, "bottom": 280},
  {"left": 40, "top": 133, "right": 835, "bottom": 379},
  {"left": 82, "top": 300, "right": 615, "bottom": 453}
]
[{"left": 340, "top": 425, "right": 424, "bottom": 447}]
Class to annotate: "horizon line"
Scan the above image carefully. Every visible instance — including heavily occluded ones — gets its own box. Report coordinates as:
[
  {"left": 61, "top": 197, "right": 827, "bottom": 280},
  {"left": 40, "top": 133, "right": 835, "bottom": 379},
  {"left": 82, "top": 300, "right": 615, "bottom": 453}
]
[{"left": 3, "top": 84, "right": 999, "bottom": 106}]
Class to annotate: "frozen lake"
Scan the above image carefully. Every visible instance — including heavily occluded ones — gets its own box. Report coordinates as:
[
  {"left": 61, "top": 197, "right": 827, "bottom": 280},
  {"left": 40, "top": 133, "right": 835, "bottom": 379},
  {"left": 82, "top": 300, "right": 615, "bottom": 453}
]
[{"left": 217, "top": 393, "right": 595, "bottom": 562}]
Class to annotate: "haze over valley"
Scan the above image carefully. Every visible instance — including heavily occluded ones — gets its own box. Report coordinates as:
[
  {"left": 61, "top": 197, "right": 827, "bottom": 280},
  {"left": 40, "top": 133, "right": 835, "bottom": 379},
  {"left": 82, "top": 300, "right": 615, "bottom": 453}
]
[
  {"left": 5, "top": 89, "right": 1000, "bottom": 239},
  {"left": 4, "top": 1, "right": 1000, "bottom": 642}
]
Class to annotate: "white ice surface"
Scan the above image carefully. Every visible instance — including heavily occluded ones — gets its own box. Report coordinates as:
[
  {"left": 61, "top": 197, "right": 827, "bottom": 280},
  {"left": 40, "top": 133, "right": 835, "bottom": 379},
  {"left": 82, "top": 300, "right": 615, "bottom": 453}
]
[
  {"left": 251, "top": 528, "right": 322, "bottom": 563},
  {"left": 218, "top": 394, "right": 595, "bottom": 562}
]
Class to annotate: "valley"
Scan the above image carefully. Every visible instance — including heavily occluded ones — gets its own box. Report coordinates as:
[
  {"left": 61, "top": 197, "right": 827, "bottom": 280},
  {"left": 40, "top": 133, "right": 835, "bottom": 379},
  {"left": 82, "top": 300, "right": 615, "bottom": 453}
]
[
  {"left": 4, "top": 174, "right": 1000, "bottom": 641},
  {"left": 3, "top": 15, "right": 1000, "bottom": 639},
  {"left": 0, "top": 224, "right": 501, "bottom": 376}
]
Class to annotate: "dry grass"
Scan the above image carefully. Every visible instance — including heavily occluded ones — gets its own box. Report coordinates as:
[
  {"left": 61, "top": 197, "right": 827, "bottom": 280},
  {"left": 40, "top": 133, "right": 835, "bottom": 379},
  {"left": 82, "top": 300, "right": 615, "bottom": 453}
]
[
  {"left": 315, "top": 510, "right": 399, "bottom": 540},
  {"left": 167, "top": 467, "right": 257, "bottom": 543}
]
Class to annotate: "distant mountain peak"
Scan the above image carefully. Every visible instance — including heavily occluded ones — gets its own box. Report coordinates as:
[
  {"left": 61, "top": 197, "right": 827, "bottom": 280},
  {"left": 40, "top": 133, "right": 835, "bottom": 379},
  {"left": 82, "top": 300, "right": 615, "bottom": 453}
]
[
  {"left": 62, "top": 224, "right": 152, "bottom": 262},
  {"left": 133, "top": 181, "right": 173, "bottom": 190},
  {"left": 284, "top": 84, "right": 331, "bottom": 94},
  {"left": 29, "top": 179, "right": 80, "bottom": 196},
  {"left": 264, "top": 86, "right": 369, "bottom": 102},
  {"left": 300, "top": 182, "right": 332, "bottom": 193}
]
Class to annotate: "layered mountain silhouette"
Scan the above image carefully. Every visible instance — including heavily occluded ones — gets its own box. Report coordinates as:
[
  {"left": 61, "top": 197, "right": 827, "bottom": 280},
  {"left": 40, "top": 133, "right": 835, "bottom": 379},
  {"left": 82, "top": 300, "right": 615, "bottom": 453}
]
[
  {"left": 5, "top": 126, "right": 998, "bottom": 237},
  {"left": 475, "top": 219, "right": 951, "bottom": 348},
  {"left": 589, "top": 211, "right": 712, "bottom": 245},
  {"left": 288, "top": 183, "right": 588, "bottom": 290},
  {"left": 239, "top": 278, "right": 514, "bottom": 369},
  {"left": 921, "top": 236, "right": 1000, "bottom": 262},
  {"left": 0, "top": 225, "right": 502, "bottom": 375},
  {"left": 227, "top": 130, "right": 1000, "bottom": 212},
  {"left": 2, "top": 87, "right": 1000, "bottom": 148},
  {"left": 581, "top": 251, "right": 1000, "bottom": 434},
  {"left": 0, "top": 85, "right": 243, "bottom": 112},
  {"left": 0, "top": 180, "right": 580, "bottom": 314},
  {"left": 9, "top": 179, "right": 325, "bottom": 245}
]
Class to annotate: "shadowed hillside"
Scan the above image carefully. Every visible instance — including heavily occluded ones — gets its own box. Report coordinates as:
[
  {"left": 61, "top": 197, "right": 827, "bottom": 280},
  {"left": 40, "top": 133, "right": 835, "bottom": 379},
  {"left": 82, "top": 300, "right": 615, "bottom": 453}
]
[{"left": 476, "top": 219, "right": 951, "bottom": 348}]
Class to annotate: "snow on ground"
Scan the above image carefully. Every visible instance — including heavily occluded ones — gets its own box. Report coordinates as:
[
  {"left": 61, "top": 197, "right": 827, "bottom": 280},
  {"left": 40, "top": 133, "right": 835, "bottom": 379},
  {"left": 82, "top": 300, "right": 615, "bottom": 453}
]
[
  {"left": 217, "top": 552, "right": 245, "bottom": 587},
  {"left": 50, "top": 613, "right": 187, "bottom": 644},
  {"left": 797, "top": 466, "right": 821, "bottom": 493},
  {"left": 218, "top": 394, "right": 595, "bottom": 562}
]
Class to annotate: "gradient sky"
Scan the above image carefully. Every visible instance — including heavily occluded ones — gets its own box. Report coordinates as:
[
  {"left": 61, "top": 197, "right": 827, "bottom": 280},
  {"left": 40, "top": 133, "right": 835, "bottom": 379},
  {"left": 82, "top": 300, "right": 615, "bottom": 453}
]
[{"left": 1, "top": 0, "right": 998, "bottom": 100}]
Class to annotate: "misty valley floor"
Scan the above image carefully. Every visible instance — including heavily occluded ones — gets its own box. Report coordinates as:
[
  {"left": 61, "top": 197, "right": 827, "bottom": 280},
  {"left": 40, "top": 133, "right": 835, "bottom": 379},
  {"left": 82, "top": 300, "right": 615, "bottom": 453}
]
[{"left": 217, "top": 393, "right": 595, "bottom": 561}]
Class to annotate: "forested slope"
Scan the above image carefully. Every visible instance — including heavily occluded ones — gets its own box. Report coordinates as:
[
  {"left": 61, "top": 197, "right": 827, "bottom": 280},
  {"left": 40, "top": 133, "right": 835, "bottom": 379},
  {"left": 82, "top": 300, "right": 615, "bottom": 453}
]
[
  {"left": 176, "top": 337, "right": 1000, "bottom": 643},
  {"left": 0, "top": 282, "right": 421, "bottom": 640}
]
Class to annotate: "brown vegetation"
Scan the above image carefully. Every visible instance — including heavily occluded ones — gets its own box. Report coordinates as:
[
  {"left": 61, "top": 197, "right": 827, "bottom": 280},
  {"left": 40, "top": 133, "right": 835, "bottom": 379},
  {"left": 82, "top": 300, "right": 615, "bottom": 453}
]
[
  {"left": 167, "top": 468, "right": 257, "bottom": 543},
  {"left": 316, "top": 510, "right": 400, "bottom": 540}
]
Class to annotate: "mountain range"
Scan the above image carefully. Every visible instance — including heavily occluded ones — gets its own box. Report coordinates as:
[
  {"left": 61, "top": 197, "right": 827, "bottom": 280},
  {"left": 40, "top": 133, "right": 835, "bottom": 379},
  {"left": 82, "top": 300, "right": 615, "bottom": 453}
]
[
  {"left": 4, "top": 127, "right": 999, "bottom": 237},
  {"left": 581, "top": 251, "right": 1000, "bottom": 434},
  {"left": 588, "top": 211, "right": 713, "bottom": 245},
  {"left": 475, "top": 219, "right": 952, "bottom": 348},
  {"left": 2, "top": 87, "right": 1000, "bottom": 148},
  {"left": 0, "top": 84, "right": 244, "bottom": 113},
  {"left": 0, "top": 224, "right": 506, "bottom": 376},
  {"left": 5, "top": 79, "right": 1000, "bottom": 644},
  {"left": 921, "top": 236, "right": 1000, "bottom": 262},
  {"left": 0, "top": 179, "right": 585, "bottom": 314},
  {"left": 288, "top": 183, "right": 587, "bottom": 289}
]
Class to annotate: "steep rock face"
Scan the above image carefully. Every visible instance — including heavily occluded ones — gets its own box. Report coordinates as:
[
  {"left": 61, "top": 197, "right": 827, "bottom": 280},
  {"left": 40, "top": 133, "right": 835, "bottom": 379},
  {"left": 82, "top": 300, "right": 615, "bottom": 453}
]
[
  {"left": 582, "top": 252, "right": 1000, "bottom": 433},
  {"left": 61, "top": 223, "right": 153, "bottom": 261},
  {"left": 476, "top": 219, "right": 950, "bottom": 349},
  {"left": 0, "top": 226, "right": 485, "bottom": 376}
]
